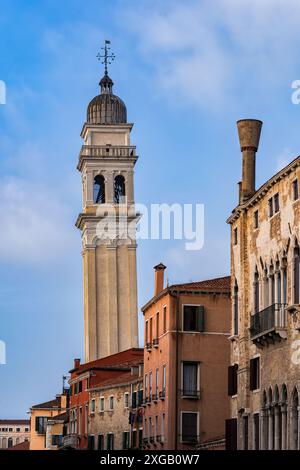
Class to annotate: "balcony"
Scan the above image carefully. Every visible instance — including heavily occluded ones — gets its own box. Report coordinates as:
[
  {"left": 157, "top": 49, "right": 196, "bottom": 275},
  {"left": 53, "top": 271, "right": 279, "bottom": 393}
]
[
  {"left": 149, "top": 436, "right": 155, "bottom": 444},
  {"left": 146, "top": 342, "right": 152, "bottom": 352},
  {"left": 80, "top": 145, "right": 137, "bottom": 158},
  {"left": 143, "top": 437, "right": 149, "bottom": 447},
  {"left": 250, "top": 303, "right": 287, "bottom": 346},
  {"left": 159, "top": 389, "right": 166, "bottom": 400},
  {"left": 62, "top": 434, "right": 78, "bottom": 448},
  {"left": 156, "top": 435, "right": 165, "bottom": 444},
  {"left": 180, "top": 389, "right": 201, "bottom": 399},
  {"left": 153, "top": 338, "right": 159, "bottom": 348}
]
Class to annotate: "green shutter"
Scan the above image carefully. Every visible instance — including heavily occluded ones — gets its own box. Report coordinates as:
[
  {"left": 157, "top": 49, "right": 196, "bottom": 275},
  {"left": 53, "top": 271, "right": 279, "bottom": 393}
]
[{"left": 197, "top": 306, "right": 205, "bottom": 332}]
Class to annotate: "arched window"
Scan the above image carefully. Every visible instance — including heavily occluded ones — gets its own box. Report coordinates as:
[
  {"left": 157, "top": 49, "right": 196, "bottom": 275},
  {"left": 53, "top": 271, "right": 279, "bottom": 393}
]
[
  {"left": 93, "top": 175, "right": 105, "bottom": 204},
  {"left": 233, "top": 280, "right": 238, "bottom": 335},
  {"left": 294, "top": 241, "right": 300, "bottom": 304},
  {"left": 2, "top": 437, "right": 7, "bottom": 449},
  {"left": 291, "top": 388, "right": 299, "bottom": 450},
  {"left": 7, "top": 437, "right": 13, "bottom": 448},
  {"left": 114, "top": 175, "right": 126, "bottom": 204}
]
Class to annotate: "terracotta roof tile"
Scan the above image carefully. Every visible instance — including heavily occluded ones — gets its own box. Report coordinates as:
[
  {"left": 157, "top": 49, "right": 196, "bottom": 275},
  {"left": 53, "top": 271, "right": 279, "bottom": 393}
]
[
  {"left": 31, "top": 397, "right": 61, "bottom": 410},
  {"left": 0, "top": 419, "right": 29, "bottom": 425},
  {"left": 7, "top": 440, "right": 30, "bottom": 451},
  {"left": 71, "top": 348, "right": 143, "bottom": 374}
]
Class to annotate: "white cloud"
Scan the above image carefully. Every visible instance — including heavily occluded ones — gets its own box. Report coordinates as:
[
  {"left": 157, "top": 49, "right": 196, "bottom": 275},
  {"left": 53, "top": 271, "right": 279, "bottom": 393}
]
[
  {"left": 121, "top": 0, "right": 300, "bottom": 109},
  {"left": 0, "top": 177, "right": 76, "bottom": 264}
]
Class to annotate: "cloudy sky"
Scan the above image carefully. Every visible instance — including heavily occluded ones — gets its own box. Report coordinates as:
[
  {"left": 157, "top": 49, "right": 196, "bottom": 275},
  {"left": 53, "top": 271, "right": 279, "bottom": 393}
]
[{"left": 1, "top": 0, "right": 300, "bottom": 417}]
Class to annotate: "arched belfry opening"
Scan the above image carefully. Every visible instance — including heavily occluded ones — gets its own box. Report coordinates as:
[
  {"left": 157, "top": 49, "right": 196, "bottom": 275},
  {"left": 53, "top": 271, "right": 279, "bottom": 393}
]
[
  {"left": 93, "top": 175, "right": 106, "bottom": 204},
  {"left": 114, "top": 175, "right": 126, "bottom": 204}
]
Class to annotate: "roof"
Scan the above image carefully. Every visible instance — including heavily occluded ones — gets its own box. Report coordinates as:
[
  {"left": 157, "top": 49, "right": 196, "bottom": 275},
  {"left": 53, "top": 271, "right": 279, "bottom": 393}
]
[
  {"left": 227, "top": 154, "right": 300, "bottom": 224},
  {"left": 70, "top": 348, "right": 143, "bottom": 375},
  {"left": 0, "top": 419, "right": 29, "bottom": 425},
  {"left": 7, "top": 440, "right": 30, "bottom": 451},
  {"left": 90, "top": 371, "right": 142, "bottom": 391},
  {"left": 142, "top": 276, "right": 231, "bottom": 312},
  {"left": 31, "top": 397, "right": 61, "bottom": 410},
  {"left": 48, "top": 411, "right": 68, "bottom": 423}
]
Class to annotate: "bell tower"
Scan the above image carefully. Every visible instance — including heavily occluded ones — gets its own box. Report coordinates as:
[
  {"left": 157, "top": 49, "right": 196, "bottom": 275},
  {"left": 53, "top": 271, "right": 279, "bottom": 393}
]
[{"left": 76, "top": 42, "right": 139, "bottom": 362}]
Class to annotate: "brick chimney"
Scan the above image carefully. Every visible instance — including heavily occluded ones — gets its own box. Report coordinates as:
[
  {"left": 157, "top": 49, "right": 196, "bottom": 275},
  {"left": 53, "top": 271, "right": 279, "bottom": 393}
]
[
  {"left": 154, "top": 263, "right": 166, "bottom": 296},
  {"left": 74, "top": 358, "right": 81, "bottom": 369},
  {"left": 237, "top": 119, "right": 262, "bottom": 202}
]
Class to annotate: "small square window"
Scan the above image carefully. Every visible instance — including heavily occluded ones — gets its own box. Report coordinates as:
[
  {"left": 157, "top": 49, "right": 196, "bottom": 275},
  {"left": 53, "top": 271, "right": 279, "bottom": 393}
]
[
  {"left": 293, "top": 179, "right": 299, "bottom": 201},
  {"left": 254, "top": 210, "right": 259, "bottom": 229}
]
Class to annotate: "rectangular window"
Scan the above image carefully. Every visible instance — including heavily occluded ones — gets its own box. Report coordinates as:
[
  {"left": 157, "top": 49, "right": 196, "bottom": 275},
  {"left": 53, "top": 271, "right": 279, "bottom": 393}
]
[
  {"left": 294, "top": 249, "right": 300, "bottom": 304},
  {"left": 234, "top": 283, "right": 238, "bottom": 335},
  {"left": 109, "top": 396, "right": 114, "bottom": 411},
  {"left": 156, "top": 312, "right": 159, "bottom": 338},
  {"left": 162, "top": 413, "right": 165, "bottom": 440},
  {"left": 274, "top": 193, "right": 280, "bottom": 213},
  {"left": 145, "top": 321, "right": 148, "bottom": 344},
  {"left": 149, "top": 417, "right": 152, "bottom": 438},
  {"left": 253, "top": 413, "right": 260, "bottom": 450},
  {"left": 228, "top": 364, "right": 238, "bottom": 396},
  {"left": 144, "top": 374, "right": 148, "bottom": 399},
  {"left": 243, "top": 416, "right": 248, "bottom": 450},
  {"left": 90, "top": 399, "right": 95, "bottom": 414},
  {"left": 233, "top": 227, "right": 238, "bottom": 245},
  {"left": 35, "top": 417, "right": 47, "bottom": 435},
  {"left": 155, "top": 416, "right": 158, "bottom": 440},
  {"left": 163, "top": 306, "right": 167, "bottom": 333},
  {"left": 182, "top": 362, "right": 199, "bottom": 397},
  {"left": 156, "top": 368, "right": 159, "bottom": 398},
  {"left": 100, "top": 397, "right": 104, "bottom": 412},
  {"left": 138, "top": 429, "right": 143, "bottom": 448},
  {"left": 149, "top": 372, "right": 153, "bottom": 400},
  {"left": 107, "top": 433, "right": 114, "bottom": 450},
  {"left": 162, "top": 365, "right": 166, "bottom": 391},
  {"left": 150, "top": 318, "right": 153, "bottom": 342},
  {"left": 132, "top": 391, "right": 137, "bottom": 409},
  {"left": 250, "top": 357, "right": 260, "bottom": 391},
  {"left": 293, "top": 179, "right": 299, "bottom": 201},
  {"left": 124, "top": 392, "right": 129, "bottom": 409},
  {"left": 132, "top": 430, "right": 137, "bottom": 448},
  {"left": 268, "top": 197, "right": 273, "bottom": 217},
  {"left": 52, "top": 435, "right": 63, "bottom": 447},
  {"left": 138, "top": 389, "right": 143, "bottom": 407},
  {"left": 98, "top": 434, "right": 104, "bottom": 450},
  {"left": 78, "top": 381, "right": 82, "bottom": 393},
  {"left": 122, "top": 432, "right": 130, "bottom": 449},
  {"left": 283, "top": 268, "right": 287, "bottom": 304},
  {"left": 183, "top": 305, "right": 205, "bottom": 332},
  {"left": 254, "top": 210, "right": 259, "bottom": 229},
  {"left": 181, "top": 412, "right": 198, "bottom": 443},
  {"left": 16, "top": 428, "right": 20, "bottom": 432},
  {"left": 88, "top": 435, "right": 95, "bottom": 450}
]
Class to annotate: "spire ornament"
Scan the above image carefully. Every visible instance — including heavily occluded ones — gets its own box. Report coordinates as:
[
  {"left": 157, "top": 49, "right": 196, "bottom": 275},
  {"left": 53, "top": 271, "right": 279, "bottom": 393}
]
[{"left": 97, "top": 40, "right": 115, "bottom": 76}]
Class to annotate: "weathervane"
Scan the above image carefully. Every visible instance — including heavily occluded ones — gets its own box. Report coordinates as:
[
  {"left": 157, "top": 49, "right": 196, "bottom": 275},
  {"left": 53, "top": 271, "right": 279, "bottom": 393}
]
[{"left": 97, "top": 40, "right": 115, "bottom": 76}]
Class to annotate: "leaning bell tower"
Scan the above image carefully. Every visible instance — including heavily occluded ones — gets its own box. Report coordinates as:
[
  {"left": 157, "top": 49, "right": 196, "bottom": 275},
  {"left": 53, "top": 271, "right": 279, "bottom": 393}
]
[{"left": 76, "top": 42, "right": 139, "bottom": 362}]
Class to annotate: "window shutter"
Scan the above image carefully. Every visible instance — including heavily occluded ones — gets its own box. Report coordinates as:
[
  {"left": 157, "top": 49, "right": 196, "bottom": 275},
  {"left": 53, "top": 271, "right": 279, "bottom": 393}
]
[{"left": 197, "top": 306, "right": 205, "bottom": 332}]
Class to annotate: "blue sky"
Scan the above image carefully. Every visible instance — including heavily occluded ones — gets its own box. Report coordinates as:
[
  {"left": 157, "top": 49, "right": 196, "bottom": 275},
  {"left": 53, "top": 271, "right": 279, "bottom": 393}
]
[{"left": 1, "top": 0, "right": 300, "bottom": 418}]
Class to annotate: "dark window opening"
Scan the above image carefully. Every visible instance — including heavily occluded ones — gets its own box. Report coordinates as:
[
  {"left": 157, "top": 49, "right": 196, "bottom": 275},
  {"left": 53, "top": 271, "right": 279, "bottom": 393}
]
[
  {"left": 228, "top": 364, "right": 238, "bottom": 396},
  {"left": 243, "top": 416, "right": 248, "bottom": 450},
  {"left": 182, "top": 362, "right": 199, "bottom": 397},
  {"left": 35, "top": 417, "right": 48, "bottom": 435},
  {"left": 274, "top": 193, "right": 280, "bottom": 213},
  {"left": 114, "top": 175, "right": 126, "bottom": 204},
  {"left": 254, "top": 210, "right": 259, "bottom": 229},
  {"left": 293, "top": 179, "right": 299, "bottom": 201},
  {"left": 98, "top": 434, "right": 104, "bottom": 450},
  {"left": 93, "top": 175, "right": 105, "bottom": 204},
  {"left": 250, "top": 357, "right": 260, "bottom": 391},
  {"left": 268, "top": 198, "right": 273, "bottom": 217},
  {"left": 183, "top": 305, "right": 204, "bottom": 332},
  {"left": 181, "top": 413, "right": 198, "bottom": 443},
  {"left": 234, "top": 281, "right": 238, "bottom": 335},
  {"left": 107, "top": 433, "right": 114, "bottom": 450},
  {"left": 233, "top": 227, "right": 238, "bottom": 245},
  {"left": 294, "top": 243, "right": 300, "bottom": 304}
]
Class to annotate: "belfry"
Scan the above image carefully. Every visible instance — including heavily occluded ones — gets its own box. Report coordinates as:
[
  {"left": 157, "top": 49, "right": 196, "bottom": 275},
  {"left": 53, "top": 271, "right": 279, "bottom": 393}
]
[{"left": 76, "top": 42, "right": 139, "bottom": 362}]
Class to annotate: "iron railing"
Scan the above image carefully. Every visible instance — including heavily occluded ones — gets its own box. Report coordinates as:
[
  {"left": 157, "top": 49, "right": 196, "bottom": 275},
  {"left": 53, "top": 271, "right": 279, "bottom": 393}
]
[{"left": 250, "top": 303, "right": 287, "bottom": 338}]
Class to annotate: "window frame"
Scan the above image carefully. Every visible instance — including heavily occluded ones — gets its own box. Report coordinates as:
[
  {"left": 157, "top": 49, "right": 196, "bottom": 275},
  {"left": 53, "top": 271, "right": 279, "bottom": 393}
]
[
  {"left": 182, "top": 304, "right": 205, "bottom": 333},
  {"left": 180, "top": 411, "right": 199, "bottom": 444}
]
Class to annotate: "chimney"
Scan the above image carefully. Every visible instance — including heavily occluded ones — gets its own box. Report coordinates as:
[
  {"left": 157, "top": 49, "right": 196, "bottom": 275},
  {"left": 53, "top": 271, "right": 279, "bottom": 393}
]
[
  {"left": 74, "top": 358, "right": 81, "bottom": 369},
  {"left": 154, "top": 263, "right": 166, "bottom": 296},
  {"left": 237, "top": 119, "right": 262, "bottom": 202}
]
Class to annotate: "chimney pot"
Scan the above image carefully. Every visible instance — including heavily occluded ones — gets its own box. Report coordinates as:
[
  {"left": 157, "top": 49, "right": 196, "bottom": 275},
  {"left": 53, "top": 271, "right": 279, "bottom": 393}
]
[
  {"left": 74, "top": 358, "right": 81, "bottom": 369},
  {"left": 153, "top": 263, "right": 166, "bottom": 296}
]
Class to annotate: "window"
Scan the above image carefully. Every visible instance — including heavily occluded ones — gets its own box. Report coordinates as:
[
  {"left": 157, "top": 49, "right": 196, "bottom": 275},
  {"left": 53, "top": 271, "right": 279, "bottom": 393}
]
[
  {"left": 156, "top": 312, "right": 159, "bottom": 339},
  {"left": 98, "top": 434, "right": 104, "bottom": 450},
  {"left": 182, "top": 362, "right": 199, "bottom": 397},
  {"left": 138, "top": 428, "right": 143, "bottom": 448},
  {"left": 243, "top": 416, "right": 248, "bottom": 450},
  {"left": 124, "top": 392, "right": 129, "bottom": 409},
  {"left": 149, "top": 318, "right": 153, "bottom": 343},
  {"left": 294, "top": 243, "right": 300, "bottom": 304},
  {"left": 253, "top": 413, "right": 260, "bottom": 450},
  {"left": 107, "top": 433, "right": 114, "bottom": 450},
  {"left": 114, "top": 175, "right": 126, "bottom": 204},
  {"left": 268, "top": 197, "right": 273, "bottom": 217},
  {"left": 149, "top": 372, "right": 153, "bottom": 400},
  {"left": 233, "top": 280, "right": 238, "bottom": 335},
  {"left": 145, "top": 321, "right": 148, "bottom": 344},
  {"left": 162, "top": 365, "right": 166, "bottom": 391},
  {"left": 144, "top": 374, "right": 148, "bottom": 399},
  {"left": 79, "top": 407, "right": 82, "bottom": 435},
  {"left": 163, "top": 306, "right": 167, "bottom": 333},
  {"left": 181, "top": 412, "right": 198, "bottom": 443},
  {"left": 90, "top": 399, "right": 95, "bottom": 414},
  {"left": 254, "top": 210, "right": 259, "bottom": 229},
  {"left": 283, "top": 267, "right": 287, "bottom": 304},
  {"left": 274, "top": 193, "right": 279, "bottom": 213},
  {"left": 254, "top": 271, "right": 259, "bottom": 313},
  {"left": 156, "top": 368, "right": 159, "bottom": 398},
  {"left": 277, "top": 270, "right": 281, "bottom": 304},
  {"left": 250, "top": 357, "right": 260, "bottom": 391},
  {"left": 137, "top": 389, "right": 143, "bottom": 407},
  {"left": 35, "top": 417, "right": 47, "bottom": 435},
  {"left": 109, "top": 396, "right": 114, "bottom": 411},
  {"left": 233, "top": 227, "right": 238, "bottom": 245},
  {"left": 183, "top": 305, "right": 204, "bottom": 332},
  {"left": 155, "top": 416, "right": 158, "bottom": 440},
  {"left": 122, "top": 432, "right": 130, "bottom": 449},
  {"left": 293, "top": 179, "right": 299, "bottom": 201},
  {"left": 16, "top": 428, "right": 20, "bottom": 432},
  {"left": 162, "top": 414, "right": 165, "bottom": 441},
  {"left": 7, "top": 438, "right": 13, "bottom": 448},
  {"left": 88, "top": 435, "right": 95, "bottom": 450},
  {"left": 228, "top": 364, "right": 238, "bottom": 396},
  {"left": 93, "top": 175, "right": 105, "bottom": 204},
  {"left": 132, "top": 430, "right": 137, "bottom": 448},
  {"left": 25, "top": 427, "right": 29, "bottom": 432},
  {"left": 52, "top": 435, "right": 63, "bottom": 447},
  {"left": 132, "top": 391, "right": 137, "bottom": 409},
  {"left": 78, "top": 381, "right": 82, "bottom": 393}
]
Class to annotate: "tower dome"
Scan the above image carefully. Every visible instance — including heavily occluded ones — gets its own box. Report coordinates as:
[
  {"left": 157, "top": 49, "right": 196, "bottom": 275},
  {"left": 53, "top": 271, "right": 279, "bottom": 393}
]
[{"left": 87, "top": 73, "right": 127, "bottom": 125}]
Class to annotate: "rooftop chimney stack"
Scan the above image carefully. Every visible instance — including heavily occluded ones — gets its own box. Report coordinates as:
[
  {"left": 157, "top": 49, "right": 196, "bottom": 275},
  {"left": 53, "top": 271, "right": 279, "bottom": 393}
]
[
  {"left": 237, "top": 119, "right": 262, "bottom": 203},
  {"left": 154, "top": 263, "right": 166, "bottom": 297},
  {"left": 74, "top": 358, "right": 81, "bottom": 369}
]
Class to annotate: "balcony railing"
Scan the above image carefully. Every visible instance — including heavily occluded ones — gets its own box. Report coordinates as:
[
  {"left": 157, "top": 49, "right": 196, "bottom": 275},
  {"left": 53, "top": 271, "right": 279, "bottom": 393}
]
[
  {"left": 250, "top": 303, "right": 287, "bottom": 345},
  {"left": 80, "top": 145, "right": 137, "bottom": 158},
  {"left": 146, "top": 342, "right": 152, "bottom": 352},
  {"left": 156, "top": 435, "right": 165, "bottom": 444},
  {"left": 180, "top": 389, "right": 201, "bottom": 399},
  {"left": 62, "top": 434, "right": 78, "bottom": 448},
  {"left": 159, "top": 389, "right": 166, "bottom": 400},
  {"left": 153, "top": 338, "right": 159, "bottom": 348}
]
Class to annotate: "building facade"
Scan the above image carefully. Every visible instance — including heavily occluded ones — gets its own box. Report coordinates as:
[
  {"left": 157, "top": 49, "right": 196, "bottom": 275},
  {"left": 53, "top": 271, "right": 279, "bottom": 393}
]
[
  {"left": 0, "top": 420, "right": 30, "bottom": 449},
  {"left": 88, "top": 366, "right": 143, "bottom": 450},
  {"left": 29, "top": 394, "right": 68, "bottom": 450},
  {"left": 142, "top": 264, "right": 231, "bottom": 450},
  {"left": 227, "top": 119, "right": 300, "bottom": 450},
  {"left": 76, "top": 64, "right": 139, "bottom": 362},
  {"left": 66, "top": 348, "right": 143, "bottom": 450}
]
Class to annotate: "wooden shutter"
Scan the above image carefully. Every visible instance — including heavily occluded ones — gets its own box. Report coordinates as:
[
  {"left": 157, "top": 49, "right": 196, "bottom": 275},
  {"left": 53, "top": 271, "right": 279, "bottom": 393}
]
[
  {"left": 197, "top": 306, "right": 205, "bottom": 332},
  {"left": 225, "top": 418, "right": 237, "bottom": 450}
]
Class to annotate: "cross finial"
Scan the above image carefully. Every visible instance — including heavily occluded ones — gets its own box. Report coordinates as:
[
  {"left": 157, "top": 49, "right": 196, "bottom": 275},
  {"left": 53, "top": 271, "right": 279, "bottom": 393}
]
[{"left": 97, "top": 40, "right": 115, "bottom": 76}]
